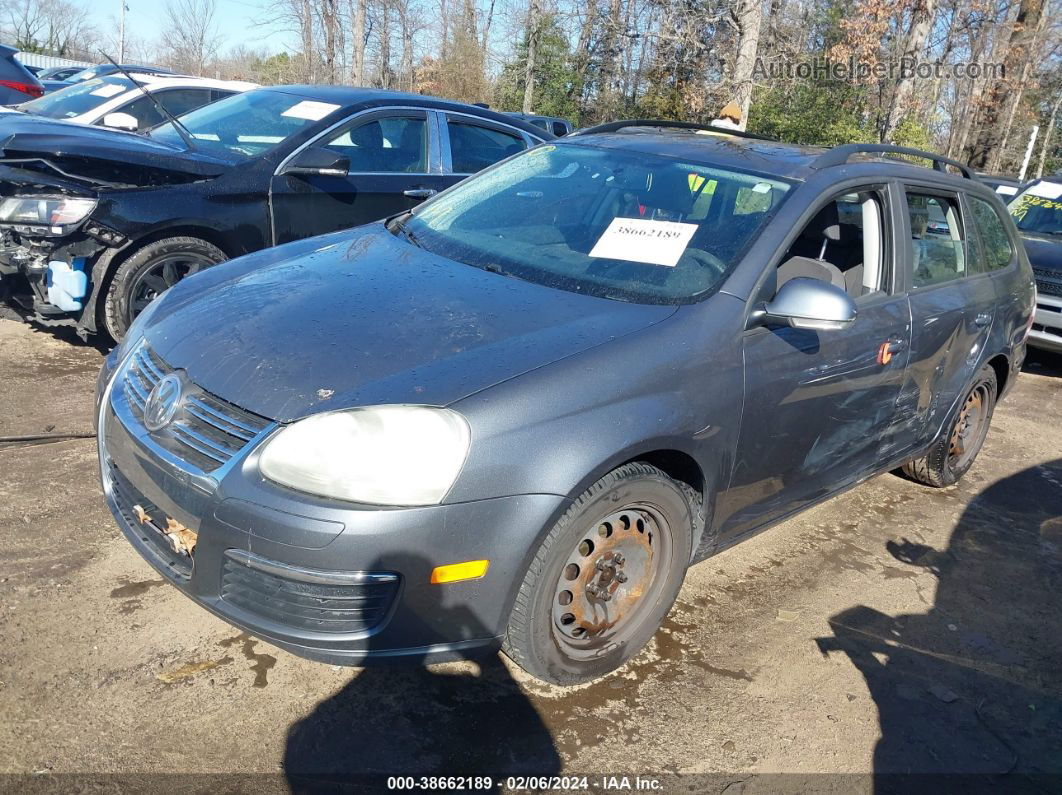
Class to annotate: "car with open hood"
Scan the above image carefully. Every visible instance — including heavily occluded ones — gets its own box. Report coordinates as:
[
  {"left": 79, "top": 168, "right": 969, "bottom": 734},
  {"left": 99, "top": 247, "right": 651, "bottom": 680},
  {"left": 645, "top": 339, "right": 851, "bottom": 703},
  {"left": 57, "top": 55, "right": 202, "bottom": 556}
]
[
  {"left": 0, "top": 85, "right": 549, "bottom": 341},
  {"left": 96, "top": 123, "right": 1034, "bottom": 685},
  {"left": 1008, "top": 176, "right": 1062, "bottom": 353}
]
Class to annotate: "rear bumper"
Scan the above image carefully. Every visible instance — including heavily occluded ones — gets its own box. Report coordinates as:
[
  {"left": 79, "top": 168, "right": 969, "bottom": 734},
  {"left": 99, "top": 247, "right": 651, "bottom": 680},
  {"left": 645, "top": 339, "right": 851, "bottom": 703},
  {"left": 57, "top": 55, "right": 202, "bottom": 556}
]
[
  {"left": 1029, "top": 292, "right": 1062, "bottom": 354},
  {"left": 97, "top": 361, "right": 568, "bottom": 666}
]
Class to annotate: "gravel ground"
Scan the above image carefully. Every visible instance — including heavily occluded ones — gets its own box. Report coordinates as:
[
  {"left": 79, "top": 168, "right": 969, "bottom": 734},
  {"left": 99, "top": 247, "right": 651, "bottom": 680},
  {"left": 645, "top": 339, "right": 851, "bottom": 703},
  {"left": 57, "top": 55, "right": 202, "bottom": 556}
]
[{"left": 1, "top": 317, "right": 1060, "bottom": 791}]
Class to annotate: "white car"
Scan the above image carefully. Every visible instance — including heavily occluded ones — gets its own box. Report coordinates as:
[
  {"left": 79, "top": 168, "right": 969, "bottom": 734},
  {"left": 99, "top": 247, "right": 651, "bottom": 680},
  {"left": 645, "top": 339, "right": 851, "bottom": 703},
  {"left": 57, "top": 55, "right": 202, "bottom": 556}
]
[{"left": 5, "top": 73, "right": 258, "bottom": 132}]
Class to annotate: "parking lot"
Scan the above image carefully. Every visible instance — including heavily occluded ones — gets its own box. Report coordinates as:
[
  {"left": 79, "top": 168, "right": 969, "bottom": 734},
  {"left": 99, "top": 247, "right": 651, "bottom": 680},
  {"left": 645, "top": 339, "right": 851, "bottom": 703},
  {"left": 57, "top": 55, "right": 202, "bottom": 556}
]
[{"left": 1, "top": 315, "right": 1061, "bottom": 785}]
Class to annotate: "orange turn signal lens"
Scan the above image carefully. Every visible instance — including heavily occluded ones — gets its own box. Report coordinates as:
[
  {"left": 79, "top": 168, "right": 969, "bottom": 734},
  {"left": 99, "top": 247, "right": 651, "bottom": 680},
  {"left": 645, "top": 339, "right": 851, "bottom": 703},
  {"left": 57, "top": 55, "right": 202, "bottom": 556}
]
[{"left": 430, "top": 560, "right": 489, "bottom": 584}]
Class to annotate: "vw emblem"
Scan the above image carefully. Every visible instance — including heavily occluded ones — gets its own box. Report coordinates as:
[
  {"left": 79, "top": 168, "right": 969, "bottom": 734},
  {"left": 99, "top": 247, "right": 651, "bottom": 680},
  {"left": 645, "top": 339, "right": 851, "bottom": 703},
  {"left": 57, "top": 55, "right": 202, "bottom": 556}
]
[{"left": 143, "top": 373, "right": 183, "bottom": 432}]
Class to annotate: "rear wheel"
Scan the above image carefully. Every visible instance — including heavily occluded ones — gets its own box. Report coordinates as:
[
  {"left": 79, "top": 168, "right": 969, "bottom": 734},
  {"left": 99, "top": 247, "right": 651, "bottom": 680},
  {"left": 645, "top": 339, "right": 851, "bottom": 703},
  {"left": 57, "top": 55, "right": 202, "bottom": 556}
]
[
  {"left": 503, "top": 462, "right": 696, "bottom": 685},
  {"left": 103, "top": 236, "right": 226, "bottom": 341},
  {"left": 901, "top": 364, "right": 997, "bottom": 487}
]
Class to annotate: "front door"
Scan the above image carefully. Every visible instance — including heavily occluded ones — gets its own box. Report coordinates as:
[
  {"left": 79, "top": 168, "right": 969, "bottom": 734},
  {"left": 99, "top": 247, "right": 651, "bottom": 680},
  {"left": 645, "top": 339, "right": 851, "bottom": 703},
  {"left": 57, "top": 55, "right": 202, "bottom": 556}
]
[
  {"left": 268, "top": 109, "right": 453, "bottom": 245},
  {"left": 718, "top": 186, "right": 912, "bottom": 539}
]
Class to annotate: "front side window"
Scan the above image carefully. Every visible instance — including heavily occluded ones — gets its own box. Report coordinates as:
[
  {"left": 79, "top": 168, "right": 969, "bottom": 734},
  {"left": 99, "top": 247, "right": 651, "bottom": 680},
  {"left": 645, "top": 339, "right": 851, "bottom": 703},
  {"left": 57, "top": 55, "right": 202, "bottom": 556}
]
[
  {"left": 968, "top": 196, "right": 1015, "bottom": 273},
  {"left": 400, "top": 143, "right": 791, "bottom": 304},
  {"left": 906, "top": 192, "right": 965, "bottom": 288},
  {"left": 776, "top": 189, "right": 886, "bottom": 299},
  {"left": 448, "top": 120, "right": 528, "bottom": 173},
  {"left": 1008, "top": 181, "right": 1062, "bottom": 237},
  {"left": 17, "top": 76, "right": 132, "bottom": 119},
  {"left": 321, "top": 115, "right": 427, "bottom": 173},
  {"left": 150, "top": 89, "right": 344, "bottom": 159}
]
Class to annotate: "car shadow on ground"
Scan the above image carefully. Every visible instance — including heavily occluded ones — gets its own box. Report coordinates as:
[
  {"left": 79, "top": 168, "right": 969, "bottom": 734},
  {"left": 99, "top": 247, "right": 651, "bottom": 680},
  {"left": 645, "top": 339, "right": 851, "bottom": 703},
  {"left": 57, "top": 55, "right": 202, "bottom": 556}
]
[
  {"left": 282, "top": 553, "right": 560, "bottom": 791},
  {"left": 1022, "top": 347, "right": 1062, "bottom": 378},
  {"left": 0, "top": 305, "right": 113, "bottom": 355},
  {"left": 817, "top": 459, "right": 1062, "bottom": 788}
]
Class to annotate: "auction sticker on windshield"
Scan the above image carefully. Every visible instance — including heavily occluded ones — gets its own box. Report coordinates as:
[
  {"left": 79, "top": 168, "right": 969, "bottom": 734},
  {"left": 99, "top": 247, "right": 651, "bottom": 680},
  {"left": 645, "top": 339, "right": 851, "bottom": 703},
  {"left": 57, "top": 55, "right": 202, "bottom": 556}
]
[
  {"left": 281, "top": 100, "right": 341, "bottom": 121},
  {"left": 91, "top": 84, "right": 126, "bottom": 98},
  {"left": 589, "top": 217, "right": 698, "bottom": 266},
  {"left": 1028, "top": 181, "right": 1062, "bottom": 200}
]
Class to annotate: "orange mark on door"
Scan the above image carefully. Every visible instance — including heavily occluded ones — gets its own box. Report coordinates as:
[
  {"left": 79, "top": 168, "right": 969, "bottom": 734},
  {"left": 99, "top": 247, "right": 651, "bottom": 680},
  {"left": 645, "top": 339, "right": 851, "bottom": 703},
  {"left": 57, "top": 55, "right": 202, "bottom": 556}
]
[{"left": 877, "top": 342, "right": 893, "bottom": 365}]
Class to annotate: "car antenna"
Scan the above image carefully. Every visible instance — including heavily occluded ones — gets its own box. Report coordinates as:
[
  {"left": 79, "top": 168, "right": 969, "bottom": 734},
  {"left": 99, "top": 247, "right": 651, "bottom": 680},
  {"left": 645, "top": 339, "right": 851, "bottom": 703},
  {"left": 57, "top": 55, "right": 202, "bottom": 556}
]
[{"left": 98, "top": 52, "right": 197, "bottom": 152}]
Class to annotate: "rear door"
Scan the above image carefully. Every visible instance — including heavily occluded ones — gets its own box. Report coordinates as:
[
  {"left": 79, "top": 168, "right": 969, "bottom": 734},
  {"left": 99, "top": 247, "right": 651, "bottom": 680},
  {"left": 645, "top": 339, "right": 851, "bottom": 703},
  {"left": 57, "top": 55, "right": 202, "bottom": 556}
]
[
  {"left": 901, "top": 186, "right": 995, "bottom": 446},
  {"left": 442, "top": 113, "right": 537, "bottom": 177},
  {"left": 269, "top": 108, "right": 452, "bottom": 245}
]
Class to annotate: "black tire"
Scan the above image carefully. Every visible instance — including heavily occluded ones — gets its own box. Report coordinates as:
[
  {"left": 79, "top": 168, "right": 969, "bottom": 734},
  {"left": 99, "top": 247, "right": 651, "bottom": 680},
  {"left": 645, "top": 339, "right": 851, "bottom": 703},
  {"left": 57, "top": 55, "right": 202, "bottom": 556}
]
[
  {"left": 503, "top": 462, "right": 697, "bottom": 685},
  {"left": 901, "top": 364, "right": 998, "bottom": 488},
  {"left": 103, "top": 236, "right": 226, "bottom": 341}
]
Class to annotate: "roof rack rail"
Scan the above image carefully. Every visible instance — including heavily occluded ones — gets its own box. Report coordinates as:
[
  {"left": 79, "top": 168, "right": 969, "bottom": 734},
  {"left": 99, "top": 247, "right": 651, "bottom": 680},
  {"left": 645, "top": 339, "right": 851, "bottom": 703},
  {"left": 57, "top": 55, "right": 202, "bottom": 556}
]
[
  {"left": 571, "top": 119, "right": 773, "bottom": 142},
  {"left": 813, "top": 143, "right": 974, "bottom": 179}
]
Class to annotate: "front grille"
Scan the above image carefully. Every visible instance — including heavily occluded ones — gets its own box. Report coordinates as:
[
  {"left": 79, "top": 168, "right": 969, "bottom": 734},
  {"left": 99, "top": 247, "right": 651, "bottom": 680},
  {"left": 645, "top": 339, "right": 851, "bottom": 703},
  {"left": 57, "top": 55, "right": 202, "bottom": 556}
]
[
  {"left": 1033, "top": 267, "right": 1062, "bottom": 298},
  {"left": 122, "top": 344, "right": 271, "bottom": 473},
  {"left": 221, "top": 552, "right": 399, "bottom": 634},
  {"left": 109, "top": 464, "right": 193, "bottom": 578}
]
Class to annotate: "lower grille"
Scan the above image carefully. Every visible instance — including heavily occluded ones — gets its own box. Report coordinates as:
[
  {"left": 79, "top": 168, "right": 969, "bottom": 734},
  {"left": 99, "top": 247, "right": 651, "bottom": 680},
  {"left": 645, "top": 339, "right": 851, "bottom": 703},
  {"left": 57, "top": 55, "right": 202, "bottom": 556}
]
[
  {"left": 109, "top": 465, "right": 193, "bottom": 578},
  {"left": 1033, "top": 268, "right": 1062, "bottom": 298},
  {"left": 220, "top": 551, "right": 399, "bottom": 634}
]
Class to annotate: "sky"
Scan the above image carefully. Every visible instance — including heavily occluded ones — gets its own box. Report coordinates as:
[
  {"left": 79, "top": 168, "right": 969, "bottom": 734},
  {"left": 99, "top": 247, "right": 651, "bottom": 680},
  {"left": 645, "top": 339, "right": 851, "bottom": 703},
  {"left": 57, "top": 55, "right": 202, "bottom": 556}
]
[{"left": 118, "top": 0, "right": 295, "bottom": 56}]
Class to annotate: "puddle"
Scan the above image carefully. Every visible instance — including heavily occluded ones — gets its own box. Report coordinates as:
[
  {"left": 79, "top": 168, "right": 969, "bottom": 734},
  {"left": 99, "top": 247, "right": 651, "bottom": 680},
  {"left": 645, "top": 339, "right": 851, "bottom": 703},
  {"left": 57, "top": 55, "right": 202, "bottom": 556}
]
[
  {"left": 110, "top": 579, "right": 165, "bottom": 598},
  {"left": 219, "top": 633, "right": 277, "bottom": 688},
  {"left": 156, "top": 656, "right": 233, "bottom": 683}
]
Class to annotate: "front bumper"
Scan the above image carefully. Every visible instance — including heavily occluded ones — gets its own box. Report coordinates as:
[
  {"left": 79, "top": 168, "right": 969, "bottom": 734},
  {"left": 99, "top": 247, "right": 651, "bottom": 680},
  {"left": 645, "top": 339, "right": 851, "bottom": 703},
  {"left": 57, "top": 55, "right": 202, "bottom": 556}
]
[
  {"left": 97, "top": 354, "right": 568, "bottom": 665},
  {"left": 1029, "top": 292, "right": 1062, "bottom": 354}
]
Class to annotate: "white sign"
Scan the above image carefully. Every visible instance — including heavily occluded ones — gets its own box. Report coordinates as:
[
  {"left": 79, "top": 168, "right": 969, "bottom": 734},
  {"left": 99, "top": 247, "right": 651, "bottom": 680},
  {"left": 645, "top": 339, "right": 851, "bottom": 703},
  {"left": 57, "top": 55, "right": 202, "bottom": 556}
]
[
  {"left": 589, "top": 217, "right": 698, "bottom": 267},
  {"left": 281, "top": 100, "right": 341, "bottom": 121},
  {"left": 90, "top": 84, "right": 126, "bottom": 98},
  {"left": 1028, "top": 181, "right": 1062, "bottom": 200}
]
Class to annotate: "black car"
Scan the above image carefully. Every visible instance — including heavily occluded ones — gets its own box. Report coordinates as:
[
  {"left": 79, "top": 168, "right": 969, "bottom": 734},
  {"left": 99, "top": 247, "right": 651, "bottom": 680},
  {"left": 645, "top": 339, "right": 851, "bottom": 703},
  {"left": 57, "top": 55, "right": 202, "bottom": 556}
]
[
  {"left": 0, "top": 86, "right": 550, "bottom": 340},
  {"left": 1008, "top": 176, "right": 1062, "bottom": 353},
  {"left": 504, "top": 112, "right": 573, "bottom": 136}
]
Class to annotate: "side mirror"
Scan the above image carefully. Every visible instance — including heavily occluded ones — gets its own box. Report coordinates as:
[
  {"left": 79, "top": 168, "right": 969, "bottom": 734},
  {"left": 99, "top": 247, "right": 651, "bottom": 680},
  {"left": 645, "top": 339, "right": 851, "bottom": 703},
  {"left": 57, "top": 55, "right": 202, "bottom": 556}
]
[
  {"left": 280, "top": 146, "right": 350, "bottom": 177},
  {"left": 752, "top": 277, "right": 857, "bottom": 331},
  {"left": 102, "top": 111, "right": 139, "bottom": 131}
]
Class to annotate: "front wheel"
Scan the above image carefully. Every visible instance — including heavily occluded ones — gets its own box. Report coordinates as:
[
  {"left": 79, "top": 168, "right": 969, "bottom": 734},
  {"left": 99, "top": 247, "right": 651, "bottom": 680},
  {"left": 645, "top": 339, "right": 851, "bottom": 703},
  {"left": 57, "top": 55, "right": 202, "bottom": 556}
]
[
  {"left": 103, "top": 236, "right": 226, "bottom": 341},
  {"left": 503, "top": 462, "right": 697, "bottom": 685},
  {"left": 901, "top": 364, "right": 998, "bottom": 487}
]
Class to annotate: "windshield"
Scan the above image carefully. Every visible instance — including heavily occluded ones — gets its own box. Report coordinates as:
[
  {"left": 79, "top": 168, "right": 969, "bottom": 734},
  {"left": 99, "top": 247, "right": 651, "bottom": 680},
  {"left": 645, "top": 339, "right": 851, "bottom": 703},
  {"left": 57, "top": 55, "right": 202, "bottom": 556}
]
[
  {"left": 401, "top": 143, "right": 792, "bottom": 304},
  {"left": 1009, "top": 181, "right": 1062, "bottom": 236},
  {"left": 17, "top": 76, "right": 132, "bottom": 119},
  {"left": 150, "top": 89, "right": 343, "bottom": 159},
  {"left": 67, "top": 65, "right": 109, "bottom": 83}
]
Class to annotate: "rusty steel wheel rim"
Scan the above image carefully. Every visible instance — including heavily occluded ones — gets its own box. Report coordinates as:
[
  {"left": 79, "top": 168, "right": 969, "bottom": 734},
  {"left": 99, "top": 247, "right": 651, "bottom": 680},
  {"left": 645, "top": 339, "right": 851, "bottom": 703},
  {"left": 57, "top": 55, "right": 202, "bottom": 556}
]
[
  {"left": 948, "top": 383, "right": 989, "bottom": 469},
  {"left": 552, "top": 504, "right": 672, "bottom": 659}
]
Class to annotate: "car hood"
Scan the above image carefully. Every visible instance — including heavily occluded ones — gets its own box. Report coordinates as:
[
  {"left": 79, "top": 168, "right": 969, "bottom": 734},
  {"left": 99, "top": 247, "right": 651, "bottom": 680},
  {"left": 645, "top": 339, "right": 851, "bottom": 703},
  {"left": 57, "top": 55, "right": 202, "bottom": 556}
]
[
  {"left": 0, "top": 113, "right": 233, "bottom": 183},
  {"left": 1021, "top": 232, "right": 1062, "bottom": 273},
  {"left": 144, "top": 225, "right": 676, "bottom": 422}
]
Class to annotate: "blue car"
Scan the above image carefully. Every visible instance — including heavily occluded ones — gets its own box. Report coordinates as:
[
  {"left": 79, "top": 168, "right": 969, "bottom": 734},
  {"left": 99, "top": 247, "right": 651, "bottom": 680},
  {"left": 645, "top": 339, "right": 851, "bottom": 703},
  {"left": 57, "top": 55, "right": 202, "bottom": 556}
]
[{"left": 96, "top": 122, "right": 1036, "bottom": 684}]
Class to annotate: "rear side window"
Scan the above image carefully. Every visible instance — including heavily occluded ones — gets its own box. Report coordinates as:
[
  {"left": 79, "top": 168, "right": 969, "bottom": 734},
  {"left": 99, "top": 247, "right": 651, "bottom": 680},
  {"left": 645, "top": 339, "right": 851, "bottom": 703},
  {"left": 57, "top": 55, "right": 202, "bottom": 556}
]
[
  {"left": 448, "top": 120, "right": 527, "bottom": 173},
  {"left": 906, "top": 192, "right": 965, "bottom": 288},
  {"left": 967, "top": 196, "right": 1014, "bottom": 273}
]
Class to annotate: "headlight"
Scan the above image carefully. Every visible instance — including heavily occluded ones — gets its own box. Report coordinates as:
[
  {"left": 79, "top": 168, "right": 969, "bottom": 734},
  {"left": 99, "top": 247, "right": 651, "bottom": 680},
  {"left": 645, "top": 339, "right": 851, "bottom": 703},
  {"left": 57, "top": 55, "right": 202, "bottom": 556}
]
[
  {"left": 259, "top": 406, "right": 471, "bottom": 506},
  {"left": 0, "top": 196, "right": 96, "bottom": 233}
]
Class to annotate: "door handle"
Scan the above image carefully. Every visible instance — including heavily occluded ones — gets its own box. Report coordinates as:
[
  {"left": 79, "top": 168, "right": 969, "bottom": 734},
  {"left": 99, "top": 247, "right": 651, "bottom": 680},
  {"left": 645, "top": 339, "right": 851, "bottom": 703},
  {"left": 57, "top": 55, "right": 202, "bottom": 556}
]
[
  {"left": 974, "top": 312, "right": 991, "bottom": 328},
  {"left": 403, "top": 188, "right": 437, "bottom": 199}
]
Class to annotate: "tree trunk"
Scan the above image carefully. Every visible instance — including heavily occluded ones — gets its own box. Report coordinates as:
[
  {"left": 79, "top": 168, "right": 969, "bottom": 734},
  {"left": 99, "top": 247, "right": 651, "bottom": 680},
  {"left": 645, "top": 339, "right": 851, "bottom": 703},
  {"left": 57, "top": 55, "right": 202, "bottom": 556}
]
[
  {"left": 882, "top": 0, "right": 936, "bottom": 142},
  {"left": 732, "top": 0, "right": 764, "bottom": 129},
  {"left": 301, "top": 0, "right": 314, "bottom": 81},
  {"left": 379, "top": 0, "right": 392, "bottom": 88},
  {"left": 966, "top": 0, "right": 1046, "bottom": 170},
  {"left": 398, "top": 0, "right": 414, "bottom": 91},
  {"left": 522, "top": 0, "right": 540, "bottom": 113},
  {"left": 350, "top": 0, "right": 366, "bottom": 84},
  {"left": 1035, "top": 93, "right": 1061, "bottom": 180}
]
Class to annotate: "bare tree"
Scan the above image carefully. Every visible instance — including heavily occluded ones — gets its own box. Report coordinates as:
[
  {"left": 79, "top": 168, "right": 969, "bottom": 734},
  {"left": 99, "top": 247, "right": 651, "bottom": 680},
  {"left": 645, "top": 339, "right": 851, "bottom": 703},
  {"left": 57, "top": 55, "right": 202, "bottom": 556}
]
[
  {"left": 522, "top": 0, "right": 542, "bottom": 112},
  {"left": 350, "top": 0, "right": 367, "bottom": 83},
  {"left": 731, "top": 0, "right": 764, "bottom": 127},
  {"left": 882, "top": 0, "right": 938, "bottom": 141},
  {"left": 161, "top": 0, "right": 222, "bottom": 75}
]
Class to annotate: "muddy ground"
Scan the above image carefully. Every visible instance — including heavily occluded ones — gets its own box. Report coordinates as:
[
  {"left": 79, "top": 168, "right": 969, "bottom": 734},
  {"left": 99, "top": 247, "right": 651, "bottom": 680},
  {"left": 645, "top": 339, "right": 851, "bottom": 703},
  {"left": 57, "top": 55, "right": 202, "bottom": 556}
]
[{"left": 1, "top": 317, "right": 1060, "bottom": 790}]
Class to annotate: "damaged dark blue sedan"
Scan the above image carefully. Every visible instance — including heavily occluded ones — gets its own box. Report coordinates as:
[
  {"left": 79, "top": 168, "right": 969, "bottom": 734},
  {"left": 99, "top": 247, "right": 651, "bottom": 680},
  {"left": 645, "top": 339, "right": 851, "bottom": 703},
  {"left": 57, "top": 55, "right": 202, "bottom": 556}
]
[{"left": 97, "top": 123, "right": 1035, "bottom": 685}]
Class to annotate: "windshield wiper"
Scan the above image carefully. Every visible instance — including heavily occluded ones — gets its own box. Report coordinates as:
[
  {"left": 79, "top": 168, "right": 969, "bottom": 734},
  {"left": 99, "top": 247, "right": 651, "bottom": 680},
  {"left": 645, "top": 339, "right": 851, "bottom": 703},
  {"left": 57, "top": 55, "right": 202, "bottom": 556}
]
[
  {"left": 99, "top": 52, "right": 197, "bottom": 151},
  {"left": 388, "top": 212, "right": 422, "bottom": 248}
]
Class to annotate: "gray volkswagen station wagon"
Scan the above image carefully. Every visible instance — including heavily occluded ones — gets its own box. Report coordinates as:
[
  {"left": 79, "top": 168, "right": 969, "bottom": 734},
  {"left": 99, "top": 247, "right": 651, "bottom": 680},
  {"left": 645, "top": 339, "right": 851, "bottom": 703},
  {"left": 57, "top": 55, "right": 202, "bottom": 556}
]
[{"left": 96, "top": 122, "right": 1035, "bottom": 685}]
